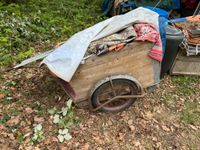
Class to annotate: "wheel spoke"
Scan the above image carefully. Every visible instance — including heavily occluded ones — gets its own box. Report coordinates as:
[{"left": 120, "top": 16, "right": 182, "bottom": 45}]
[
  {"left": 109, "top": 79, "right": 117, "bottom": 97},
  {"left": 92, "top": 79, "right": 140, "bottom": 112}
]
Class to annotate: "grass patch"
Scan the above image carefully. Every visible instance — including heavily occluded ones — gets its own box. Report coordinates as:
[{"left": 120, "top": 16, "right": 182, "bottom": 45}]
[
  {"left": 180, "top": 101, "right": 200, "bottom": 125},
  {"left": 171, "top": 76, "right": 199, "bottom": 96},
  {"left": 0, "top": 0, "right": 103, "bottom": 69}
]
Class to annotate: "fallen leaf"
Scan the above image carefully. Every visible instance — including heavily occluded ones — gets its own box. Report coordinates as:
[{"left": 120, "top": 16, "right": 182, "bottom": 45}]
[
  {"left": 10, "top": 87, "right": 16, "bottom": 92},
  {"left": 162, "top": 125, "right": 170, "bottom": 132},
  {"left": 25, "top": 107, "right": 33, "bottom": 114},
  {"left": 33, "top": 146, "right": 40, "bottom": 150},
  {"left": 0, "top": 125, "right": 6, "bottom": 130},
  {"left": 152, "top": 137, "right": 158, "bottom": 142},
  {"left": 74, "top": 142, "right": 80, "bottom": 148},
  {"left": 81, "top": 143, "right": 90, "bottom": 150},
  {"left": 52, "top": 136, "right": 58, "bottom": 142},
  {"left": 59, "top": 145, "right": 67, "bottom": 150},
  {"left": 8, "top": 133, "right": 15, "bottom": 140},
  {"left": 23, "top": 132, "right": 31, "bottom": 138},
  {"left": 0, "top": 93, "right": 5, "bottom": 100},
  {"left": 93, "top": 136, "right": 102, "bottom": 144},
  {"left": 145, "top": 111, "right": 153, "bottom": 120},
  {"left": 44, "top": 137, "right": 52, "bottom": 145},
  {"left": 154, "top": 142, "right": 162, "bottom": 149},
  {"left": 189, "top": 125, "right": 198, "bottom": 131},
  {"left": 118, "top": 133, "right": 124, "bottom": 141},
  {"left": 34, "top": 117, "right": 44, "bottom": 123},
  {"left": 44, "top": 136, "right": 58, "bottom": 144},
  {"left": 173, "top": 123, "right": 180, "bottom": 128},
  {"left": 129, "top": 125, "right": 136, "bottom": 131},
  {"left": 107, "top": 120, "right": 112, "bottom": 126},
  {"left": 132, "top": 140, "right": 141, "bottom": 147},
  {"left": 128, "top": 119, "right": 133, "bottom": 125},
  {"left": 6, "top": 116, "right": 20, "bottom": 126}
]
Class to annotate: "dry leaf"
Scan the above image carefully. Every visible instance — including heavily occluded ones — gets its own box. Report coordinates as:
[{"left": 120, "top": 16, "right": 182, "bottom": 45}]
[
  {"left": 133, "top": 140, "right": 141, "bottom": 147},
  {"left": 189, "top": 125, "right": 198, "bottom": 131},
  {"left": 154, "top": 142, "right": 162, "bottom": 149},
  {"left": 118, "top": 133, "right": 124, "bottom": 141},
  {"left": 0, "top": 125, "right": 6, "bottom": 130},
  {"left": 128, "top": 119, "right": 133, "bottom": 125},
  {"left": 152, "top": 137, "right": 157, "bottom": 142},
  {"left": 145, "top": 111, "right": 153, "bottom": 120},
  {"left": 25, "top": 107, "right": 33, "bottom": 114},
  {"left": 33, "top": 146, "right": 40, "bottom": 150},
  {"left": 34, "top": 116, "right": 44, "bottom": 123},
  {"left": 81, "top": 143, "right": 90, "bottom": 150},
  {"left": 74, "top": 142, "right": 80, "bottom": 148},
  {"left": 162, "top": 125, "right": 170, "bottom": 132},
  {"left": 8, "top": 133, "right": 15, "bottom": 140},
  {"left": 44, "top": 137, "right": 52, "bottom": 145},
  {"left": 0, "top": 93, "right": 5, "bottom": 100},
  {"left": 6, "top": 116, "right": 20, "bottom": 126},
  {"left": 93, "top": 136, "right": 102, "bottom": 144},
  {"left": 97, "top": 147, "right": 103, "bottom": 150},
  {"left": 107, "top": 120, "right": 113, "bottom": 126},
  {"left": 129, "top": 125, "right": 136, "bottom": 131},
  {"left": 10, "top": 87, "right": 17, "bottom": 92}
]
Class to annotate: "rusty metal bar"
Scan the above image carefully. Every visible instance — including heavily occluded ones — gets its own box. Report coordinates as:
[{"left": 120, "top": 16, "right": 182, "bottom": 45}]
[{"left": 92, "top": 94, "right": 146, "bottom": 112}]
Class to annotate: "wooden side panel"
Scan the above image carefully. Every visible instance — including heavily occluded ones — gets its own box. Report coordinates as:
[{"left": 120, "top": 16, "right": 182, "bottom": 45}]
[{"left": 69, "top": 42, "right": 155, "bottom": 102}]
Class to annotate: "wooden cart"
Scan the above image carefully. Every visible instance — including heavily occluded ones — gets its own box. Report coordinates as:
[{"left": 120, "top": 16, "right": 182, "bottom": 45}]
[{"left": 58, "top": 41, "right": 160, "bottom": 112}]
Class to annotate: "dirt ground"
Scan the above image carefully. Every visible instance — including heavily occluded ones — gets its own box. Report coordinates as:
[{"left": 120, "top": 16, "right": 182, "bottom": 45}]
[{"left": 0, "top": 66, "right": 200, "bottom": 150}]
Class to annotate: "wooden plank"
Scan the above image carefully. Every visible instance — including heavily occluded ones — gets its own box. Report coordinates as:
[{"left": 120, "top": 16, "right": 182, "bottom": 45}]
[
  {"left": 69, "top": 42, "right": 156, "bottom": 102},
  {"left": 171, "top": 50, "right": 200, "bottom": 76}
]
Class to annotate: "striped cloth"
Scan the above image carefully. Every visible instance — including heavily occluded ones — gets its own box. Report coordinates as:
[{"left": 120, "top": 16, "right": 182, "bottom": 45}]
[{"left": 133, "top": 23, "right": 163, "bottom": 62}]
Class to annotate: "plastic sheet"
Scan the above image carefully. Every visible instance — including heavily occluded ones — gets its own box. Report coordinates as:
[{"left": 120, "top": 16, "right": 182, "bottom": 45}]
[{"left": 42, "top": 7, "right": 159, "bottom": 82}]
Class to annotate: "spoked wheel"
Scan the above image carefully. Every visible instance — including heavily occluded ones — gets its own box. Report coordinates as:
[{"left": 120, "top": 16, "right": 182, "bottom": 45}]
[{"left": 91, "top": 79, "right": 141, "bottom": 113}]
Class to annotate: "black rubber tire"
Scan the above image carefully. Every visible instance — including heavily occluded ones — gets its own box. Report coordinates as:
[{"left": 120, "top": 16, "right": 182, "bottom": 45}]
[{"left": 91, "top": 79, "right": 140, "bottom": 113}]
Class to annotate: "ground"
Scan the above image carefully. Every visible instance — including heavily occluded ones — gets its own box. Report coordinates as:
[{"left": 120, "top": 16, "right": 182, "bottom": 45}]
[
  {"left": 0, "top": 0, "right": 200, "bottom": 150},
  {"left": 0, "top": 66, "right": 200, "bottom": 149}
]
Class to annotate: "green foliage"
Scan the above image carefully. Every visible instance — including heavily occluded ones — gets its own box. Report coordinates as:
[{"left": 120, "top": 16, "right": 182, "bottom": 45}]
[
  {"left": 0, "top": 0, "right": 103, "bottom": 69},
  {"left": 34, "top": 101, "right": 46, "bottom": 116},
  {"left": 1, "top": 88, "right": 13, "bottom": 105},
  {"left": 48, "top": 99, "right": 80, "bottom": 142},
  {"left": 31, "top": 124, "right": 45, "bottom": 143},
  {"left": 0, "top": 114, "right": 11, "bottom": 124}
]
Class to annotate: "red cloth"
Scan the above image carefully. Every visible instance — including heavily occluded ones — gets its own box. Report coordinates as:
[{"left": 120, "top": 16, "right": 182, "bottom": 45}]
[{"left": 133, "top": 23, "right": 163, "bottom": 62}]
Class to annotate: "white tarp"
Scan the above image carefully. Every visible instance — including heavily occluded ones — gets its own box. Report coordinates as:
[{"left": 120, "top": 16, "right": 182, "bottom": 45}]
[{"left": 42, "top": 7, "right": 159, "bottom": 82}]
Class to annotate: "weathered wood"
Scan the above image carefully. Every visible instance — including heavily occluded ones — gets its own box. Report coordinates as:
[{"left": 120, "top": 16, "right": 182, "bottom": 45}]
[
  {"left": 171, "top": 50, "right": 200, "bottom": 76},
  {"left": 69, "top": 42, "right": 156, "bottom": 103}
]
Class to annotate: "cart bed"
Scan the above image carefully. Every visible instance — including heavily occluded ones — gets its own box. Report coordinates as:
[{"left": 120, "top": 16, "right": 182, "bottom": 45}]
[{"left": 69, "top": 42, "right": 160, "bottom": 103}]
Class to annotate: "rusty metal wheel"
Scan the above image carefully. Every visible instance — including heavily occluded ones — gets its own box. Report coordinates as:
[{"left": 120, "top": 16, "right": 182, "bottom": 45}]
[{"left": 91, "top": 79, "right": 140, "bottom": 112}]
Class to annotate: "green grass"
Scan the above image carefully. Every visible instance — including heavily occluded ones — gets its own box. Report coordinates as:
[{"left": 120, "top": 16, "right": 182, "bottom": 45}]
[
  {"left": 180, "top": 100, "right": 200, "bottom": 125},
  {"left": 0, "top": 0, "right": 103, "bottom": 69},
  {"left": 171, "top": 76, "right": 199, "bottom": 96}
]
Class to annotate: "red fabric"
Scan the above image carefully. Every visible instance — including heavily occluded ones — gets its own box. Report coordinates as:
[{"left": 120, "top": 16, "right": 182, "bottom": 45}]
[{"left": 133, "top": 23, "right": 163, "bottom": 62}]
